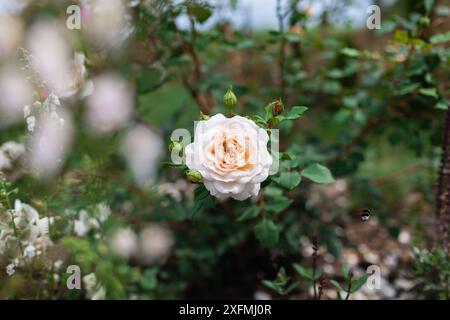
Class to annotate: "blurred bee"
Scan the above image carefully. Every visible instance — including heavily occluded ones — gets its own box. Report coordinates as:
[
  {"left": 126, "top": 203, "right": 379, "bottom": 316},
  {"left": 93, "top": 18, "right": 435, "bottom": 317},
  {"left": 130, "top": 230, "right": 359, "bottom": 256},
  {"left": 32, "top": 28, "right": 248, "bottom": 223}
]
[{"left": 360, "top": 209, "right": 371, "bottom": 221}]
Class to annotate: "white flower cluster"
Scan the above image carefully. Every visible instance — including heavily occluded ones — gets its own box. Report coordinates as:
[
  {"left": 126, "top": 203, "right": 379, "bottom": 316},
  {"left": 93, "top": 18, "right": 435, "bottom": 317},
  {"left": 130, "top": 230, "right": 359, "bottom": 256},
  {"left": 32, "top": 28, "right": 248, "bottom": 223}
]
[
  {"left": 0, "top": 199, "right": 53, "bottom": 276},
  {"left": 0, "top": 141, "right": 25, "bottom": 172},
  {"left": 23, "top": 93, "right": 64, "bottom": 133},
  {"left": 71, "top": 202, "right": 111, "bottom": 238}
]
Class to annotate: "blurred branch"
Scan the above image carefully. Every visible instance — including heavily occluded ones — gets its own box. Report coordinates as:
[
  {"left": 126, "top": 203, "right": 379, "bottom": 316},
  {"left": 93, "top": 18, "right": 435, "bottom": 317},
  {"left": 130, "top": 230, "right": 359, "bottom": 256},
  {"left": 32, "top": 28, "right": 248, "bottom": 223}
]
[
  {"left": 373, "top": 163, "right": 432, "bottom": 186},
  {"left": 276, "top": 0, "right": 287, "bottom": 101},
  {"left": 328, "top": 117, "right": 384, "bottom": 164},
  {"left": 177, "top": 14, "right": 214, "bottom": 114}
]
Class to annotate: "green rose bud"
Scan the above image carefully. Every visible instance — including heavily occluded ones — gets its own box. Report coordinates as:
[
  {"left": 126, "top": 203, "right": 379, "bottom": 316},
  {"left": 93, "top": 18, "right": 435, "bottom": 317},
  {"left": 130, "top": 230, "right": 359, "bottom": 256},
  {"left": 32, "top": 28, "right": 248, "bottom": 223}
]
[
  {"left": 185, "top": 169, "right": 203, "bottom": 183},
  {"left": 224, "top": 86, "right": 237, "bottom": 113},
  {"left": 419, "top": 16, "right": 430, "bottom": 28},
  {"left": 169, "top": 140, "right": 183, "bottom": 154}
]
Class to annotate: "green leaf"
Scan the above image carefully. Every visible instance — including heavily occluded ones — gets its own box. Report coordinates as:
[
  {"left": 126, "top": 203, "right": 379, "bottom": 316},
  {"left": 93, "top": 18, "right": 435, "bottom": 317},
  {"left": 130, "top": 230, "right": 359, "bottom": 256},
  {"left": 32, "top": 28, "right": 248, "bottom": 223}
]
[
  {"left": 395, "top": 82, "right": 420, "bottom": 96},
  {"left": 283, "top": 106, "right": 308, "bottom": 120},
  {"left": 263, "top": 185, "right": 284, "bottom": 197},
  {"left": 188, "top": 4, "right": 212, "bottom": 23},
  {"left": 141, "top": 268, "right": 158, "bottom": 290},
  {"left": 293, "top": 263, "right": 313, "bottom": 280},
  {"left": 284, "top": 32, "right": 302, "bottom": 43},
  {"left": 342, "top": 96, "right": 358, "bottom": 108},
  {"left": 264, "top": 101, "right": 278, "bottom": 121},
  {"left": 273, "top": 171, "right": 301, "bottom": 190},
  {"left": 342, "top": 264, "right": 350, "bottom": 280},
  {"left": 237, "top": 206, "right": 260, "bottom": 222},
  {"left": 394, "top": 30, "right": 409, "bottom": 43},
  {"left": 192, "top": 185, "right": 214, "bottom": 216},
  {"left": 262, "top": 280, "right": 280, "bottom": 293},
  {"left": 340, "top": 47, "right": 360, "bottom": 57},
  {"left": 351, "top": 275, "right": 368, "bottom": 293},
  {"left": 285, "top": 282, "right": 300, "bottom": 294},
  {"left": 264, "top": 195, "right": 292, "bottom": 213},
  {"left": 136, "top": 67, "right": 164, "bottom": 94},
  {"left": 254, "top": 219, "right": 279, "bottom": 248},
  {"left": 435, "top": 100, "right": 449, "bottom": 110},
  {"left": 248, "top": 115, "right": 267, "bottom": 127},
  {"left": 424, "top": 0, "right": 435, "bottom": 14},
  {"left": 330, "top": 280, "right": 345, "bottom": 292},
  {"left": 419, "top": 87, "right": 438, "bottom": 98},
  {"left": 301, "top": 163, "right": 335, "bottom": 184}
]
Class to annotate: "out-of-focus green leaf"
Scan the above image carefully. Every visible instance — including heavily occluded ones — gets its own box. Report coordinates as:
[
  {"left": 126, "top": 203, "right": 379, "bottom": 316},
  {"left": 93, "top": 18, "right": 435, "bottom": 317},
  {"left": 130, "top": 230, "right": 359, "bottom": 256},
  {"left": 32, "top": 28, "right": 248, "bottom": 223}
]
[
  {"left": 188, "top": 4, "right": 212, "bottom": 23},
  {"left": 301, "top": 163, "right": 335, "bottom": 184},
  {"left": 254, "top": 219, "right": 279, "bottom": 248},
  {"left": 237, "top": 206, "right": 260, "bottom": 222},
  {"left": 273, "top": 171, "right": 301, "bottom": 190}
]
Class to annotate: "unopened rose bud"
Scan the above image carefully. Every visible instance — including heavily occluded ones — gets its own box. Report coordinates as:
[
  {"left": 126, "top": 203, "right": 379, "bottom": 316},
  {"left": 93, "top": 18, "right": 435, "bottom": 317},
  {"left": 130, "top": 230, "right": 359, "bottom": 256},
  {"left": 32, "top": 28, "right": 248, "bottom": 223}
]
[
  {"left": 419, "top": 16, "right": 430, "bottom": 28},
  {"left": 273, "top": 100, "right": 284, "bottom": 116},
  {"left": 169, "top": 140, "right": 182, "bottom": 153},
  {"left": 186, "top": 169, "right": 202, "bottom": 183},
  {"left": 224, "top": 86, "right": 237, "bottom": 112},
  {"left": 349, "top": 269, "right": 354, "bottom": 279}
]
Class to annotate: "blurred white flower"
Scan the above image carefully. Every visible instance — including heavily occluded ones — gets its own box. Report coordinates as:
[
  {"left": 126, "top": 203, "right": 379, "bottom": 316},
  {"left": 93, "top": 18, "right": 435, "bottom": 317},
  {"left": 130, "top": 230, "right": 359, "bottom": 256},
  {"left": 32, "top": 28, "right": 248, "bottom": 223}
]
[
  {"left": 14, "top": 199, "right": 52, "bottom": 242},
  {"left": 2, "top": 141, "right": 25, "bottom": 160},
  {"left": 6, "top": 263, "right": 15, "bottom": 276},
  {"left": 14, "top": 199, "right": 39, "bottom": 226},
  {"left": 26, "top": 116, "right": 35, "bottom": 132},
  {"left": 0, "top": 199, "right": 53, "bottom": 265},
  {"left": 137, "top": 224, "right": 174, "bottom": 265},
  {"left": 121, "top": 125, "right": 164, "bottom": 186},
  {"left": 0, "top": 151, "right": 10, "bottom": 170},
  {"left": 0, "top": 141, "right": 25, "bottom": 171},
  {"left": 109, "top": 227, "right": 138, "bottom": 258},
  {"left": 91, "top": 286, "right": 106, "bottom": 300},
  {"left": 28, "top": 108, "right": 73, "bottom": 179},
  {"left": 53, "top": 259, "right": 63, "bottom": 271},
  {"left": 26, "top": 20, "right": 75, "bottom": 97},
  {"left": 254, "top": 291, "right": 271, "bottom": 300},
  {"left": 0, "top": 0, "right": 29, "bottom": 15},
  {"left": 85, "top": 73, "right": 133, "bottom": 134},
  {"left": 96, "top": 202, "right": 111, "bottom": 223},
  {"left": 60, "top": 52, "right": 93, "bottom": 98},
  {"left": 82, "top": 0, "right": 130, "bottom": 49},
  {"left": 74, "top": 209, "right": 99, "bottom": 237},
  {"left": 0, "top": 66, "right": 33, "bottom": 124},
  {"left": 83, "top": 272, "right": 106, "bottom": 300},
  {"left": 23, "top": 244, "right": 36, "bottom": 258},
  {"left": 0, "top": 14, "right": 23, "bottom": 59},
  {"left": 398, "top": 230, "right": 411, "bottom": 244}
]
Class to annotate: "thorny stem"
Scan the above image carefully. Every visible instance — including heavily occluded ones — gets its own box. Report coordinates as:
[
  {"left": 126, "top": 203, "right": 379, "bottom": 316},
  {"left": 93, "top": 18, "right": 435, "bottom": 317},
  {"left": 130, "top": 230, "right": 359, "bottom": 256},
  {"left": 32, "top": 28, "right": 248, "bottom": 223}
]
[
  {"left": 318, "top": 276, "right": 325, "bottom": 300},
  {"left": 435, "top": 107, "right": 450, "bottom": 305},
  {"left": 312, "top": 234, "right": 318, "bottom": 300},
  {"left": 435, "top": 109, "right": 450, "bottom": 251}
]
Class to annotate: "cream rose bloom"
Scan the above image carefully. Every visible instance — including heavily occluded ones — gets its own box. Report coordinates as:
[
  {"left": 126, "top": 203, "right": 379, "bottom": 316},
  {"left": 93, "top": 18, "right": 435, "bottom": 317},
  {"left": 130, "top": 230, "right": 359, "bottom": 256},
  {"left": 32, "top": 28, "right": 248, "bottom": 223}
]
[{"left": 185, "top": 114, "right": 272, "bottom": 200}]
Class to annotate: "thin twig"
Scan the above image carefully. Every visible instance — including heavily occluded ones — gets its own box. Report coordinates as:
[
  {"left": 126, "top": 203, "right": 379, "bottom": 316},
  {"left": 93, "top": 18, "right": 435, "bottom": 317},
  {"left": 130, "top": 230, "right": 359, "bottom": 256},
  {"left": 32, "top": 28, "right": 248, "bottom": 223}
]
[{"left": 276, "top": 0, "right": 287, "bottom": 101}]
